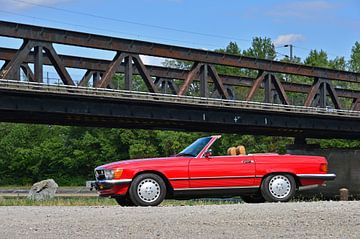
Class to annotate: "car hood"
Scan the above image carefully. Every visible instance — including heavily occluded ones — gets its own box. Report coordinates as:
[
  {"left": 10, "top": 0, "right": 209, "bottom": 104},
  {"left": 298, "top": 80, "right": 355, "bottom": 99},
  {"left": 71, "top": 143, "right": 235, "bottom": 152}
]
[{"left": 97, "top": 156, "right": 182, "bottom": 169}]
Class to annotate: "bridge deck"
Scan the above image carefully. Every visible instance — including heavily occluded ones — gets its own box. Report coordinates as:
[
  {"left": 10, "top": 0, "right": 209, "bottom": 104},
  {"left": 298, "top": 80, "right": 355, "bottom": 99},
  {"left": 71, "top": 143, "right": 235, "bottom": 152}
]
[{"left": 0, "top": 79, "right": 359, "bottom": 119}]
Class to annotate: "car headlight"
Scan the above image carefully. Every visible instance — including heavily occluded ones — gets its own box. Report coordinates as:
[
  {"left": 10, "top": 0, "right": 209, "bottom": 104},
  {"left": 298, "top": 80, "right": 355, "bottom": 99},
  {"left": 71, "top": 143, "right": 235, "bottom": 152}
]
[
  {"left": 104, "top": 169, "right": 123, "bottom": 180},
  {"left": 104, "top": 169, "right": 114, "bottom": 180}
]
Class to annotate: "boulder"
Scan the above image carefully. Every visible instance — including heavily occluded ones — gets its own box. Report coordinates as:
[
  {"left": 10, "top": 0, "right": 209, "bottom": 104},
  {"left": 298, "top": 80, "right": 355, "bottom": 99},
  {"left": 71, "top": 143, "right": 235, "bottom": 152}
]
[{"left": 27, "top": 179, "right": 58, "bottom": 201}]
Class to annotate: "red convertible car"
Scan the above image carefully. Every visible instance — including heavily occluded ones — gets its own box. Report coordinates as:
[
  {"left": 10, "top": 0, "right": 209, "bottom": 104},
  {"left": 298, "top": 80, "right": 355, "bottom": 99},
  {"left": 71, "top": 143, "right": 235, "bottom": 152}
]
[{"left": 93, "top": 135, "right": 335, "bottom": 206}]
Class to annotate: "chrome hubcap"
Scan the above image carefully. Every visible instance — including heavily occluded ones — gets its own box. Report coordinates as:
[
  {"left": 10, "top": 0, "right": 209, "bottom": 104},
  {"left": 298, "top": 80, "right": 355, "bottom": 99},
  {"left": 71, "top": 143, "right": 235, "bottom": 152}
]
[
  {"left": 137, "top": 178, "right": 161, "bottom": 203},
  {"left": 269, "top": 175, "right": 291, "bottom": 199}
]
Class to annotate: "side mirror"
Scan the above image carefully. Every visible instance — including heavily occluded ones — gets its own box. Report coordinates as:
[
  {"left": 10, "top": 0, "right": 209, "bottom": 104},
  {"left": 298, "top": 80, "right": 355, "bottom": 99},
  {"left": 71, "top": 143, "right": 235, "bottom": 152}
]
[{"left": 204, "top": 149, "right": 212, "bottom": 158}]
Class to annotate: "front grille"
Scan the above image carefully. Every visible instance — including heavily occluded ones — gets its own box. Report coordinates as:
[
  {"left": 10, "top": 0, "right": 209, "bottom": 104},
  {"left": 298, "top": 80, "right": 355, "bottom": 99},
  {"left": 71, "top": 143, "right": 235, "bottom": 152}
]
[{"left": 95, "top": 169, "right": 105, "bottom": 180}]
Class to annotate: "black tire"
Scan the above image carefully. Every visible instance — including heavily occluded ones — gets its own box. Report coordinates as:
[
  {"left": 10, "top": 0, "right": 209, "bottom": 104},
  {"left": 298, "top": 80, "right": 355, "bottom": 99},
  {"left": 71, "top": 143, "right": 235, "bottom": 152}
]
[
  {"left": 261, "top": 174, "right": 296, "bottom": 202},
  {"left": 241, "top": 193, "right": 266, "bottom": 203},
  {"left": 129, "top": 173, "right": 167, "bottom": 206},
  {"left": 115, "top": 197, "right": 135, "bottom": 206}
]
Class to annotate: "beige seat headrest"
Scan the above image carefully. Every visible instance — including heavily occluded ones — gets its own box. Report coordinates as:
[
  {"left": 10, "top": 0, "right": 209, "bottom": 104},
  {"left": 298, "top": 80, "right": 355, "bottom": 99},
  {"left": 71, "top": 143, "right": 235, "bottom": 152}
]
[
  {"left": 227, "top": 147, "right": 237, "bottom": 156},
  {"left": 236, "top": 145, "right": 246, "bottom": 155}
]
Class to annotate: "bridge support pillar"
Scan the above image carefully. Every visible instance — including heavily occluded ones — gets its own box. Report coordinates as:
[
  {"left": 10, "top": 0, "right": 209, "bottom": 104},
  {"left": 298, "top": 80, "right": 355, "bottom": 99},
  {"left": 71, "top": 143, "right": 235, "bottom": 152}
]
[
  {"left": 34, "top": 46, "right": 43, "bottom": 83},
  {"left": 286, "top": 147, "right": 360, "bottom": 199}
]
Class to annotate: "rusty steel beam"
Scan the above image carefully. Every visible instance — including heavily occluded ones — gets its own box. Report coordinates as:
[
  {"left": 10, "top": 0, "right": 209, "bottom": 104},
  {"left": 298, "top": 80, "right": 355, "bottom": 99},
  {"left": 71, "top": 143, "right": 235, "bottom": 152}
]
[
  {"left": 271, "top": 74, "right": 290, "bottom": 104},
  {"left": 246, "top": 72, "right": 266, "bottom": 101},
  {"left": 0, "top": 40, "right": 35, "bottom": 80},
  {"left": 1, "top": 47, "right": 360, "bottom": 99},
  {"left": 124, "top": 56, "right": 133, "bottom": 90},
  {"left": 132, "top": 54, "right": 158, "bottom": 93},
  {"left": 199, "top": 64, "right": 208, "bottom": 97},
  {"left": 0, "top": 21, "right": 359, "bottom": 83},
  {"left": 42, "top": 42, "right": 75, "bottom": 85},
  {"left": 178, "top": 63, "right": 203, "bottom": 96},
  {"left": 352, "top": 98, "right": 360, "bottom": 111},
  {"left": 34, "top": 46, "right": 43, "bottom": 82},
  {"left": 96, "top": 52, "right": 127, "bottom": 88},
  {"left": 20, "top": 63, "right": 35, "bottom": 82},
  {"left": 208, "top": 65, "right": 229, "bottom": 99},
  {"left": 304, "top": 78, "right": 342, "bottom": 109},
  {"left": 78, "top": 69, "right": 93, "bottom": 86}
]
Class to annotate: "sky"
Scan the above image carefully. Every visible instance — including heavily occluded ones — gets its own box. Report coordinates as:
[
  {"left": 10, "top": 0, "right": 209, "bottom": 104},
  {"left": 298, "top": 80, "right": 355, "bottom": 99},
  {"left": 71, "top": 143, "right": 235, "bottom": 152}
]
[{"left": 0, "top": 0, "right": 359, "bottom": 81}]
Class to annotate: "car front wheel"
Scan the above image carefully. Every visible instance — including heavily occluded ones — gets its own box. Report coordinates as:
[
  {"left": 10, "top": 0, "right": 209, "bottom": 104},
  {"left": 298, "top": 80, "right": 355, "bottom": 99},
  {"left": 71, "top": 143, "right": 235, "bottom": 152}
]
[
  {"left": 129, "top": 173, "right": 166, "bottom": 206},
  {"left": 261, "top": 174, "right": 296, "bottom": 202}
]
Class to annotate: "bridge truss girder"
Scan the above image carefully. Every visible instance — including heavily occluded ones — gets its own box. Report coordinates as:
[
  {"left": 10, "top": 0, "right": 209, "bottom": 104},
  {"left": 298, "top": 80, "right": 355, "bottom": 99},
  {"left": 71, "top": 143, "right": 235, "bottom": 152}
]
[{"left": 0, "top": 21, "right": 359, "bottom": 111}]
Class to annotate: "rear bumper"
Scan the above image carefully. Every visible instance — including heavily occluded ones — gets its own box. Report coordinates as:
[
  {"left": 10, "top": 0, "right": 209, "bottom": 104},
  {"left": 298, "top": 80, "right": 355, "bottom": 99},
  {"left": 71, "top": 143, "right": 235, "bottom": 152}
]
[{"left": 296, "top": 173, "right": 336, "bottom": 181}]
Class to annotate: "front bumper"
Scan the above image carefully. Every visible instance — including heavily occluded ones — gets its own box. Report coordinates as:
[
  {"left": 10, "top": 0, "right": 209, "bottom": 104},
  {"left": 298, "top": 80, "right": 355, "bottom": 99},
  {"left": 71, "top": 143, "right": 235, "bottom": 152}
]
[
  {"left": 296, "top": 173, "right": 336, "bottom": 181},
  {"left": 90, "top": 179, "right": 132, "bottom": 196},
  {"left": 93, "top": 179, "right": 132, "bottom": 190}
]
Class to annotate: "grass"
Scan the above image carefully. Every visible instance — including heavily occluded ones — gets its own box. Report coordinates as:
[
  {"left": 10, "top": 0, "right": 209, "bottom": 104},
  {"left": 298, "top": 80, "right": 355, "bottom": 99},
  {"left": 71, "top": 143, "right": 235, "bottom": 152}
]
[
  {"left": 2, "top": 195, "right": 357, "bottom": 207},
  {"left": 0, "top": 195, "right": 243, "bottom": 207},
  {"left": 0, "top": 196, "right": 118, "bottom": 206}
]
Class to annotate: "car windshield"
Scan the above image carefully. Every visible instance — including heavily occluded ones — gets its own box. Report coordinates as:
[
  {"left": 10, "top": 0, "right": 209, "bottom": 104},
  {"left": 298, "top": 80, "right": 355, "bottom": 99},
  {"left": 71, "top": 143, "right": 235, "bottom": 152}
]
[{"left": 177, "top": 137, "right": 211, "bottom": 157}]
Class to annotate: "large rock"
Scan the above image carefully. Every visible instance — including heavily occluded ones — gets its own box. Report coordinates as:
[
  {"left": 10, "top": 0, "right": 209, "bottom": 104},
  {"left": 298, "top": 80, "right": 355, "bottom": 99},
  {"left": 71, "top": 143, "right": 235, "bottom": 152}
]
[{"left": 27, "top": 179, "right": 58, "bottom": 201}]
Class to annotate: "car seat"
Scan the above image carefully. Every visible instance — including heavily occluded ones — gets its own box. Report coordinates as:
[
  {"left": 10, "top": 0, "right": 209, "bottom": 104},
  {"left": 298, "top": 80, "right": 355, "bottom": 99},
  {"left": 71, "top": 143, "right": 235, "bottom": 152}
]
[
  {"left": 227, "top": 147, "right": 237, "bottom": 155},
  {"left": 236, "top": 145, "right": 246, "bottom": 155}
]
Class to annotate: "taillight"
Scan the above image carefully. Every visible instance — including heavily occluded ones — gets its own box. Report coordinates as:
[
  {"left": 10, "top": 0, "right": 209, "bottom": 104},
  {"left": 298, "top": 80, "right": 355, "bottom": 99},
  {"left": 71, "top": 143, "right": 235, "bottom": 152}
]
[{"left": 320, "top": 163, "right": 328, "bottom": 173}]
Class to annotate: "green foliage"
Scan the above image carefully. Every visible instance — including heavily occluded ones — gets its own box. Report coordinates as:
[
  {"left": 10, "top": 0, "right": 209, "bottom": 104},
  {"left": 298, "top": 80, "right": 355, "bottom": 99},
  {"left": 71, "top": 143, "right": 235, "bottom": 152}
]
[
  {"left": 304, "top": 49, "right": 329, "bottom": 68},
  {"left": 349, "top": 41, "right": 360, "bottom": 72},
  {"left": 0, "top": 196, "right": 117, "bottom": 206},
  {"left": 242, "top": 37, "right": 276, "bottom": 60}
]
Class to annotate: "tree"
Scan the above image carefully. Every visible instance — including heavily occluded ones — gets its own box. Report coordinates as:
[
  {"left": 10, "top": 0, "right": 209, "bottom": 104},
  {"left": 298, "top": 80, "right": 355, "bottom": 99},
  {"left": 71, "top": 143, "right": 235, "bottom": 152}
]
[
  {"left": 216, "top": 41, "right": 241, "bottom": 55},
  {"left": 304, "top": 50, "right": 329, "bottom": 68},
  {"left": 243, "top": 37, "right": 276, "bottom": 60},
  {"left": 349, "top": 41, "right": 360, "bottom": 72},
  {"left": 329, "top": 56, "right": 346, "bottom": 71},
  {"left": 214, "top": 41, "right": 242, "bottom": 76}
]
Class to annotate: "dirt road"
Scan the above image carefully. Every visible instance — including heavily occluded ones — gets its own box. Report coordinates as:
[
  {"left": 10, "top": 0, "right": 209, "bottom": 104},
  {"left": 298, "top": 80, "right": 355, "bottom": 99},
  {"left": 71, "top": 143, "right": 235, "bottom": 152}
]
[{"left": 0, "top": 201, "right": 359, "bottom": 238}]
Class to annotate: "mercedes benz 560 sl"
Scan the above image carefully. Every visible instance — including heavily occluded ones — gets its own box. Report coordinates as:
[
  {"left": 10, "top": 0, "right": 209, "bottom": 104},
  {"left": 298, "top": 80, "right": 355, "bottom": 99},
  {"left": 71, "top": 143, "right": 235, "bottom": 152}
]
[{"left": 92, "top": 135, "right": 335, "bottom": 206}]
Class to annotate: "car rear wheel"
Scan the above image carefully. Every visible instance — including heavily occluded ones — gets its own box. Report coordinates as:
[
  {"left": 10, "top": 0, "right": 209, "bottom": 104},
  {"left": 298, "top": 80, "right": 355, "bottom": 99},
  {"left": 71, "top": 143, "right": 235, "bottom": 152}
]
[
  {"left": 261, "top": 174, "right": 296, "bottom": 202},
  {"left": 129, "top": 173, "right": 166, "bottom": 206}
]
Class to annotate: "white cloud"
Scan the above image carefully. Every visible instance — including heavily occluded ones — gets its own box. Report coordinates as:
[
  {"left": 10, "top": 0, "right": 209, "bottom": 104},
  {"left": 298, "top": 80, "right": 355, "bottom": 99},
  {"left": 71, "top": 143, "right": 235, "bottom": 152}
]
[
  {"left": 273, "top": 34, "right": 305, "bottom": 47},
  {"left": 2, "top": 0, "right": 68, "bottom": 10},
  {"left": 140, "top": 55, "right": 166, "bottom": 66}
]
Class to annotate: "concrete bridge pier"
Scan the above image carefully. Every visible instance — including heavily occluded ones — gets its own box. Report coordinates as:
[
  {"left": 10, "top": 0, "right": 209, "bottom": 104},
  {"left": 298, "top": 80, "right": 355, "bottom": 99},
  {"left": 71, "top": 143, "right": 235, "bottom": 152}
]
[{"left": 287, "top": 140, "right": 360, "bottom": 199}]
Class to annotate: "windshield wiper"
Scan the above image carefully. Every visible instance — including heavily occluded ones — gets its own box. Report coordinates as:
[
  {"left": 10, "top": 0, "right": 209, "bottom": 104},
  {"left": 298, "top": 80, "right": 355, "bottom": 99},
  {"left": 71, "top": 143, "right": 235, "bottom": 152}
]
[{"left": 176, "top": 153, "right": 196, "bottom": 157}]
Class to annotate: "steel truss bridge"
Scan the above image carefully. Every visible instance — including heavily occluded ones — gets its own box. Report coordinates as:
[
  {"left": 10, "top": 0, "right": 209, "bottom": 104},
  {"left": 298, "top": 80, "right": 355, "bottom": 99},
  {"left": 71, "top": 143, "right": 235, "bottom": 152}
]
[{"left": 0, "top": 21, "right": 360, "bottom": 139}]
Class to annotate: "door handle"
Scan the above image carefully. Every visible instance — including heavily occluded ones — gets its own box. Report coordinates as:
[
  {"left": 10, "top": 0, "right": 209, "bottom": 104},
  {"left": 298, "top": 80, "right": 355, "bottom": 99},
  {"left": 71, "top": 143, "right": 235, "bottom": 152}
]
[{"left": 242, "top": 160, "right": 254, "bottom": 164}]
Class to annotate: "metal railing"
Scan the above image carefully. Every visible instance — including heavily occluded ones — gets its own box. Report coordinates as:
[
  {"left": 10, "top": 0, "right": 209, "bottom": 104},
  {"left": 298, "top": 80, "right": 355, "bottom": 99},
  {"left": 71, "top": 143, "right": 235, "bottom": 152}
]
[{"left": 1, "top": 79, "right": 360, "bottom": 119}]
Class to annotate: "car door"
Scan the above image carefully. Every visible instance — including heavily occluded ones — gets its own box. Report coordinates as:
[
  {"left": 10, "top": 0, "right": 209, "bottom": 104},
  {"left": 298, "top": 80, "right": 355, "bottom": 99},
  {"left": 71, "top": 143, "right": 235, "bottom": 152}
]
[{"left": 188, "top": 155, "right": 256, "bottom": 188}]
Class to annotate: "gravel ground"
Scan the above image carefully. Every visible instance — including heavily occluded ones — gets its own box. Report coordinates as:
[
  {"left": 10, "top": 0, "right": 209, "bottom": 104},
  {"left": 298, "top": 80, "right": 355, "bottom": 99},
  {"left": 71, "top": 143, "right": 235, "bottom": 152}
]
[{"left": 0, "top": 201, "right": 359, "bottom": 239}]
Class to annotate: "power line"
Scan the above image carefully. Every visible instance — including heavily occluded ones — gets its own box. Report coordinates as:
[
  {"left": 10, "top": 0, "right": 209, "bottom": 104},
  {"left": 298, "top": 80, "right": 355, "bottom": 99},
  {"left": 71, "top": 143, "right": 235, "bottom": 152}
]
[
  {"left": 0, "top": 9, "right": 224, "bottom": 49},
  {"left": 9, "top": 0, "right": 251, "bottom": 43},
  {"left": 6, "top": 0, "right": 351, "bottom": 60},
  {"left": 293, "top": 45, "right": 349, "bottom": 60}
]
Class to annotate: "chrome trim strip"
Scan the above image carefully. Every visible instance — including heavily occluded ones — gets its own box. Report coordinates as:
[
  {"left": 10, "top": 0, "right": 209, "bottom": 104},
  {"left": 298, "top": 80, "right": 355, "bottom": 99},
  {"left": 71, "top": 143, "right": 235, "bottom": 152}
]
[
  {"left": 191, "top": 176, "right": 258, "bottom": 180},
  {"left": 169, "top": 178, "right": 188, "bottom": 181},
  {"left": 296, "top": 173, "right": 336, "bottom": 180},
  {"left": 96, "top": 179, "right": 132, "bottom": 184},
  {"left": 298, "top": 184, "right": 320, "bottom": 191},
  {"left": 169, "top": 175, "right": 262, "bottom": 181},
  {"left": 174, "top": 186, "right": 259, "bottom": 191}
]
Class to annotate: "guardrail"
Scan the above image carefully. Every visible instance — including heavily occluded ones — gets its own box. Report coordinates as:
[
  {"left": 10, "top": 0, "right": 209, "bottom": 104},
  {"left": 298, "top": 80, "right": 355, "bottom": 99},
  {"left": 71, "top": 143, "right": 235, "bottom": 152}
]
[{"left": 1, "top": 79, "right": 360, "bottom": 119}]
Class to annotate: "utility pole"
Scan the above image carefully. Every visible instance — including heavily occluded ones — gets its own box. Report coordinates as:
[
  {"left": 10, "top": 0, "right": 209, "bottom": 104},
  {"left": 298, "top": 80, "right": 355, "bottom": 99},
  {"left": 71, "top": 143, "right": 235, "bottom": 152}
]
[
  {"left": 284, "top": 44, "right": 293, "bottom": 62},
  {"left": 284, "top": 44, "right": 294, "bottom": 83}
]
